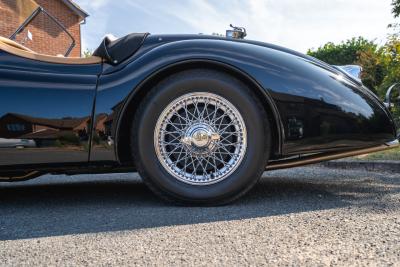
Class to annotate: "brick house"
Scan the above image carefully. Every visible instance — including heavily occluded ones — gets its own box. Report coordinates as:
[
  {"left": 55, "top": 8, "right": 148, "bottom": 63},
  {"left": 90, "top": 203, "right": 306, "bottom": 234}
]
[
  {"left": 0, "top": 113, "right": 111, "bottom": 147},
  {"left": 0, "top": 112, "right": 90, "bottom": 138},
  {"left": 0, "top": 0, "right": 88, "bottom": 57}
]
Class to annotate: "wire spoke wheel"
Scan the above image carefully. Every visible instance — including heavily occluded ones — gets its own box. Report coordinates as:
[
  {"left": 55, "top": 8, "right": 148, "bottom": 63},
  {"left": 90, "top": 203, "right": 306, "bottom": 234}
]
[{"left": 154, "top": 92, "right": 247, "bottom": 185}]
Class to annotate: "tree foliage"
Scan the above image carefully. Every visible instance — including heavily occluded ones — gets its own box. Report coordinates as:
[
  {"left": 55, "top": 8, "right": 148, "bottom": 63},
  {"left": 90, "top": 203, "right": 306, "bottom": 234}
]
[
  {"left": 83, "top": 48, "right": 93, "bottom": 58},
  {"left": 393, "top": 0, "right": 400, "bottom": 17},
  {"left": 356, "top": 48, "right": 386, "bottom": 93},
  {"left": 307, "top": 37, "right": 377, "bottom": 65},
  {"left": 379, "top": 35, "right": 400, "bottom": 93}
]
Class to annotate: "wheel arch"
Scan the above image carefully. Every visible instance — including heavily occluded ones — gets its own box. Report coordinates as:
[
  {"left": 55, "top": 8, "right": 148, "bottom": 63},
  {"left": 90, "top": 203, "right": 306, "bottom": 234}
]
[{"left": 115, "top": 59, "right": 283, "bottom": 164}]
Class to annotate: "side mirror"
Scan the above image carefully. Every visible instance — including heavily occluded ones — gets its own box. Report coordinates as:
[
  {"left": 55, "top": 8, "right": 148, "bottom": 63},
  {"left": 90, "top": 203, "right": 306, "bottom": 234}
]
[{"left": 384, "top": 83, "right": 400, "bottom": 111}]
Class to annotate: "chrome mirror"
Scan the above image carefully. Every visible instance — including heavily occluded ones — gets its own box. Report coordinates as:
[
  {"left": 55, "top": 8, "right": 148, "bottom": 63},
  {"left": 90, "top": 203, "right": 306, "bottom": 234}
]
[{"left": 384, "top": 83, "right": 400, "bottom": 110}]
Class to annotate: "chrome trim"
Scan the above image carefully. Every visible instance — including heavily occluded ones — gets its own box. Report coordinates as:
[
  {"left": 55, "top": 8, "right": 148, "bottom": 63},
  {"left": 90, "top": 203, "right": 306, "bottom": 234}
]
[
  {"left": 154, "top": 92, "right": 247, "bottom": 185},
  {"left": 386, "top": 139, "right": 399, "bottom": 147},
  {"left": 266, "top": 139, "right": 399, "bottom": 171},
  {"left": 384, "top": 83, "right": 400, "bottom": 110},
  {"left": 0, "top": 171, "right": 41, "bottom": 181}
]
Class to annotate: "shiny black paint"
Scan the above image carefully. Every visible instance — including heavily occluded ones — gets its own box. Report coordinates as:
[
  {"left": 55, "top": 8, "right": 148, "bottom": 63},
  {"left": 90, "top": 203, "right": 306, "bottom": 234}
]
[
  {"left": 0, "top": 34, "right": 397, "bottom": 175},
  {"left": 0, "top": 51, "right": 101, "bottom": 167},
  {"left": 93, "top": 35, "right": 396, "bottom": 162}
]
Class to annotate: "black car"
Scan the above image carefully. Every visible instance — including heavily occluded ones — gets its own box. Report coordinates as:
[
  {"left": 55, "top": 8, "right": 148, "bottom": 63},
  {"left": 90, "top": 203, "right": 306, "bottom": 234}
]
[{"left": 0, "top": 10, "right": 398, "bottom": 204}]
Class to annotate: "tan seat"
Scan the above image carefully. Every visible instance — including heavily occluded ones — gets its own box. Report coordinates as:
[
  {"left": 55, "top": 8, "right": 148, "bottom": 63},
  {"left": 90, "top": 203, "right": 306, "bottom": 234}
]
[{"left": 0, "top": 36, "right": 102, "bottom": 65}]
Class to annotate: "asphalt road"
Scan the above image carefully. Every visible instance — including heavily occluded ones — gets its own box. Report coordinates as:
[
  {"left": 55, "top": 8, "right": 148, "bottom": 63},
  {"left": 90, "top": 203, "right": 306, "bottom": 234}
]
[{"left": 0, "top": 166, "right": 399, "bottom": 266}]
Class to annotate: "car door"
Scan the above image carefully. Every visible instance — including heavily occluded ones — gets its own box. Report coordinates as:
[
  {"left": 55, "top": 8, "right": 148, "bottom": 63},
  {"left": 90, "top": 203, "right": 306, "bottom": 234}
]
[{"left": 0, "top": 52, "right": 101, "bottom": 167}]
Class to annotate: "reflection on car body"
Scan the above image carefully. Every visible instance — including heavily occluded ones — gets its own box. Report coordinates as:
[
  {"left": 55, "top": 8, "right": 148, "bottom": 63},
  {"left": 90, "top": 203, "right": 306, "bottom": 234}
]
[{"left": 0, "top": 138, "right": 36, "bottom": 148}]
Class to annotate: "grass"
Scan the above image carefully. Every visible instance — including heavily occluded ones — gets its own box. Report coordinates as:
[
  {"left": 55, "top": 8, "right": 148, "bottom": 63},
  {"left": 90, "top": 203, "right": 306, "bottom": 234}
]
[{"left": 354, "top": 146, "right": 400, "bottom": 161}]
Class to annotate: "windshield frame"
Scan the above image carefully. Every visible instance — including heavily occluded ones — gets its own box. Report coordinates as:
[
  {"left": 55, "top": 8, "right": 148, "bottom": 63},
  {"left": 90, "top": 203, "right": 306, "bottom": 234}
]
[{"left": 9, "top": 6, "right": 76, "bottom": 57}]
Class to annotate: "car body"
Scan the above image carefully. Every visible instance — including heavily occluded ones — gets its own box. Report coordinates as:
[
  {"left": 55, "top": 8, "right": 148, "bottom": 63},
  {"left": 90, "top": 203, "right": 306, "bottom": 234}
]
[{"left": 0, "top": 32, "right": 398, "bottom": 204}]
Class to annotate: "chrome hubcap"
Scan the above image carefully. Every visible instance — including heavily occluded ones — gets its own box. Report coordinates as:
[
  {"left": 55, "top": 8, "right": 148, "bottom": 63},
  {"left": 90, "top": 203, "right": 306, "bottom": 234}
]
[
  {"left": 181, "top": 123, "right": 220, "bottom": 153},
  {"left": 154, "top": 92, "right": 247, "bottom": 185}
]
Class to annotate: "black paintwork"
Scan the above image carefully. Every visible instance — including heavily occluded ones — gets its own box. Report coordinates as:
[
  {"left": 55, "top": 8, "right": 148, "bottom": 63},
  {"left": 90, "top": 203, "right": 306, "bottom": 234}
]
[
  {"left": 0, "top": 51, "right": 101, "bottom": 168},
  {"left": 0, "top": 34, "right": 397, "bottom": 177}
]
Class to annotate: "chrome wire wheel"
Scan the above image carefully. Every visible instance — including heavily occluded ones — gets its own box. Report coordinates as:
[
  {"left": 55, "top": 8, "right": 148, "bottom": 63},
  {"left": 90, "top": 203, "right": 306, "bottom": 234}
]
[{"left": 154, "top": 92, "right": 247, "bottom": 185}]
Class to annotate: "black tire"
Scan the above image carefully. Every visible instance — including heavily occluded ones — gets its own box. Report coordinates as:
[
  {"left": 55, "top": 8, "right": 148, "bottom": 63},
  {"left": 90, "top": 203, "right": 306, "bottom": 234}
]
[{"left": 131, "top": 69, "right": 271, "bottom": 205}]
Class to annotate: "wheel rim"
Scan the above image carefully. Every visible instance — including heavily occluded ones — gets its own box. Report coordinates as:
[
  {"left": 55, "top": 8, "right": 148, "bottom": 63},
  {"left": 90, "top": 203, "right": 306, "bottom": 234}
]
[{"left": 154, "top": 92, "right": 247, "bottom": 185}]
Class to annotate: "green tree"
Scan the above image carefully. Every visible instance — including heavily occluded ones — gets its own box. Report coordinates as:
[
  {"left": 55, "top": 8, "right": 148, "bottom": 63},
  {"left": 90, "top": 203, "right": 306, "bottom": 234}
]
[
  {"left": 379, "top": 34, "right": 400, "bottom": 128},
  {"left": 356, "top": 48, "right": 386, "bottom": 93},
  {"left": 392, "top": 0, "right": 400, "bottom": 17},
  {"left": 307, "top": 37, "right": 377, "bottom": 65},
  {"left": 378, "top": 35, "right": 400, "bottom": 94},
  {"left": 83, "top": 48, "right": 93, "bottom": 58}
]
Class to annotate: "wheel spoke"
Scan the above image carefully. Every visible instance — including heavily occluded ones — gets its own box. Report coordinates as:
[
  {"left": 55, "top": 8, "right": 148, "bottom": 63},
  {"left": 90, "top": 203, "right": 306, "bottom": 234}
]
[
  {"left": 160, "top": 134, "right": 182, "bottom": 145},
  {"left": 175, "top": 112, "right": 191, "bottom": 126},
  {"left": 154, "top": 93, "right": 247, "bottom": 185},
  {"left": 166, "top": 145, "right": 184, "bottom": 156}
]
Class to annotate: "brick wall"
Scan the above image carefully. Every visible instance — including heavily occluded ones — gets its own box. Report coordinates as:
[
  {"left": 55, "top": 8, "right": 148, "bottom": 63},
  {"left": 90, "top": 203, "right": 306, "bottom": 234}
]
[{"left": 0, "top": 0, "right": 82, "bottom": 57}]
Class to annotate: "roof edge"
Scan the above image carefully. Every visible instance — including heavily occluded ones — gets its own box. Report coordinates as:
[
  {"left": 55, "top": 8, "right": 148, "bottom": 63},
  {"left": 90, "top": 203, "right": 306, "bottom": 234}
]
[{"left": 61, "top": 0, "right": 89, "bottom": 19}]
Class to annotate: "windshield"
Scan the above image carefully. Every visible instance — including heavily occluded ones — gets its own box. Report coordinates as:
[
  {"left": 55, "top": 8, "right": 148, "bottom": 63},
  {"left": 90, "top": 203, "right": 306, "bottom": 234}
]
[{"left": 7, "top": 0, "right": 76, "bottom": 56}]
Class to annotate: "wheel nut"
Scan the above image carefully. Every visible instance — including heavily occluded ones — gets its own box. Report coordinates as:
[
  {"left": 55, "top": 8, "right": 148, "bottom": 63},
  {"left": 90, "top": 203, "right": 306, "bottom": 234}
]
[{"left": 210, "top": 133, "right": 220, "bottom": 141}]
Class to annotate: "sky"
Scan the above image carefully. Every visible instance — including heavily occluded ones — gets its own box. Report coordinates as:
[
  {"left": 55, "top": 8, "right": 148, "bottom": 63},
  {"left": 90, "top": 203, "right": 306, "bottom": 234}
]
[{"left": 74, "top": 0, "right": 395, "bottom": 53}]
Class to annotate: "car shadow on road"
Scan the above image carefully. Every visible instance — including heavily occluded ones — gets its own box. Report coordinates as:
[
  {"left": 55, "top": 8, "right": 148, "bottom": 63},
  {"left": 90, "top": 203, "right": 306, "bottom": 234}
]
[{"left": 0, "top": 167, "right": 399, "bottom": 241}]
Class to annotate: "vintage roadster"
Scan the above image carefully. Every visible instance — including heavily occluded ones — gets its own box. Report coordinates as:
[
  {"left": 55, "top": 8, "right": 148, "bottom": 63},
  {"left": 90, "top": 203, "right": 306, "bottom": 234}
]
[{"left": 0, "top": 7, "right": 398, "bottom": 204}]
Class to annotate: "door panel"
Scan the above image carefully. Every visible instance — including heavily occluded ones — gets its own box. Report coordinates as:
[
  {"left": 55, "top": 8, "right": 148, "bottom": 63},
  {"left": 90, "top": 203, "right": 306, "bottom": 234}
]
[{"left": 0, "top": 51, "right": 101, "bottom": 167}]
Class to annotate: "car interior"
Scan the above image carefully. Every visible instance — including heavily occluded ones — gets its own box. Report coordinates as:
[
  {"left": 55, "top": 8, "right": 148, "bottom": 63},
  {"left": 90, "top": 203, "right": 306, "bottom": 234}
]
[{"left": 0, "top": 35, "right": 102, "bottom": 64}]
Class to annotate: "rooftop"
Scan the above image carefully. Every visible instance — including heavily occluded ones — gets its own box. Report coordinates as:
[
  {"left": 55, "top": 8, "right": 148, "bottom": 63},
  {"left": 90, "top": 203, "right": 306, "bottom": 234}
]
[{"left": 61, "top": 0, "right": 89, "bottom": 19}]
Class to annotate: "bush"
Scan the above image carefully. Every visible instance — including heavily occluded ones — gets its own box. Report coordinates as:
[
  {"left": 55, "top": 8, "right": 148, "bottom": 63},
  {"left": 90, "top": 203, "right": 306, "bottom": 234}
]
[
  {"left": 58, "top": 132, "right": 80, "bottom": 146},
  {"left": 92, "top": 132, "right": 101, "bottom": 145}
]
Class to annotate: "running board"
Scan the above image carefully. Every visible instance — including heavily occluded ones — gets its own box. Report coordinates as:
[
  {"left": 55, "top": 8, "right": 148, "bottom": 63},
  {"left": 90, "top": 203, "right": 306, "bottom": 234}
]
[{"left": 266, "top": 140, "right": 399, "bottom": 171}]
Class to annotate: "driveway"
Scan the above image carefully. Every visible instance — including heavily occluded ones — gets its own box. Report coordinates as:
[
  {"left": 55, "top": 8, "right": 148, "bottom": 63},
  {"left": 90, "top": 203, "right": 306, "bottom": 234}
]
[{"left": 1, "top": 166, "right": 399, "bottom": 266}]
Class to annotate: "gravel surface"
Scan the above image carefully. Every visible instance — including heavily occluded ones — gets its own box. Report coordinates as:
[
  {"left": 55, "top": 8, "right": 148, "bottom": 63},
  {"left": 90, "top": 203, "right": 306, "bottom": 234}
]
[{"left": 0, "top": 166, "right": 399, "bottom": 266}]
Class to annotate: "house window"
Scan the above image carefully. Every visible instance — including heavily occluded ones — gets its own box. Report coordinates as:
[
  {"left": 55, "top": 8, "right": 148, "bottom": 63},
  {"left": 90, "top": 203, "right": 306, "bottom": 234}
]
[{"left": 6, "top": 123, "right": 26, "bottom": 132}]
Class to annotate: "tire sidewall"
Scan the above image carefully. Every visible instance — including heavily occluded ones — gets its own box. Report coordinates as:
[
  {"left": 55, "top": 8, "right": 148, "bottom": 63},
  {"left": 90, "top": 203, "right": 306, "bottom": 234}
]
[{"left": 135, "top": 72, "right": 270, "bottom": 202}]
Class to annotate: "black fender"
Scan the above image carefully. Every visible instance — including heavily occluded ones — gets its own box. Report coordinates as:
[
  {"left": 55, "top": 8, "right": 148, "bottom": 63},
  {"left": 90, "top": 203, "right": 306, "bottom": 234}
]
[{"left": 91, "top": 37, "right": 397, "bottom": 163}]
